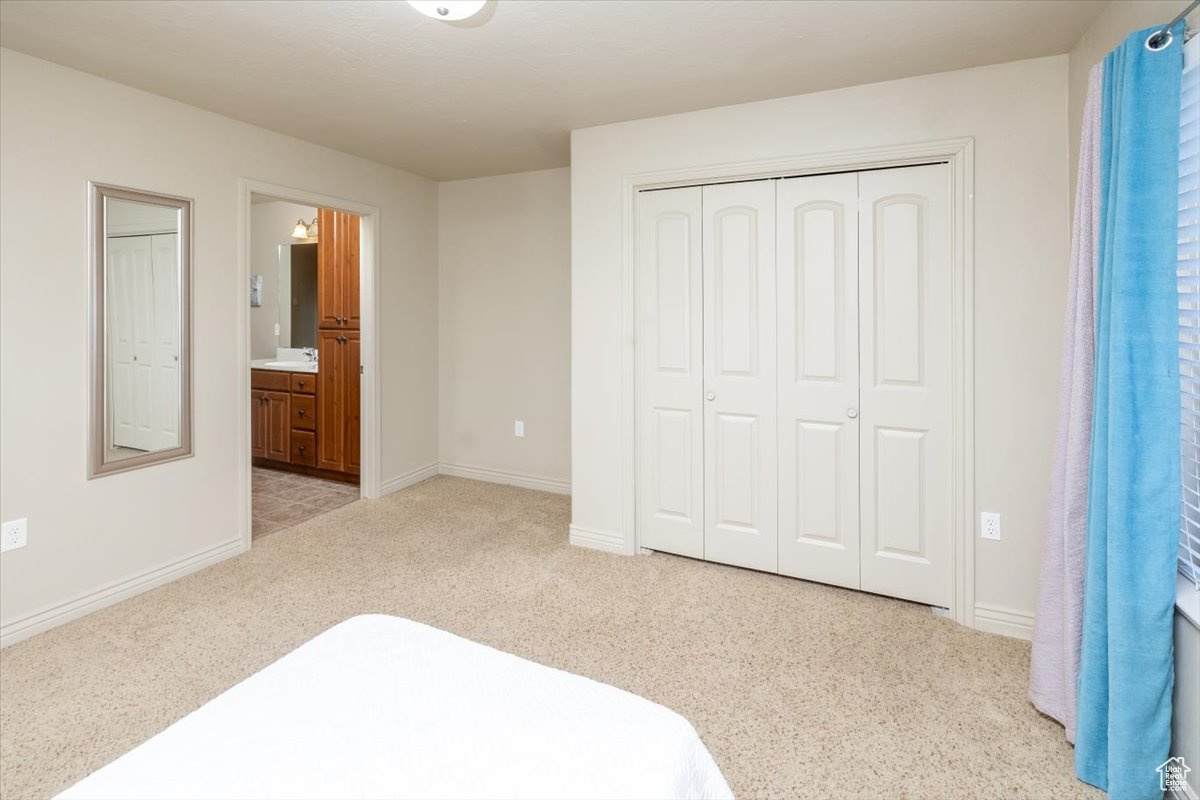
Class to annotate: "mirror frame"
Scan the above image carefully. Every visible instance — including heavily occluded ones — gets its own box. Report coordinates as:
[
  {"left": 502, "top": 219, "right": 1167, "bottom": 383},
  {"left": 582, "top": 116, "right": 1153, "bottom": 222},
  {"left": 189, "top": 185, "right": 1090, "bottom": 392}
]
[{"left": 88, "top": 183, "right": 194, "bottom": 478}]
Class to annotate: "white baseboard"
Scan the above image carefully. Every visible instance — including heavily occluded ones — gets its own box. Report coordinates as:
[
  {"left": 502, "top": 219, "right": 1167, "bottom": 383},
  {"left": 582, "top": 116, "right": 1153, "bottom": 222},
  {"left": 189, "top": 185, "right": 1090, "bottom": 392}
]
[
  {"left": 568, "top": 524, "right": 629, "bottom": 555},
  {"left": 0, "top": 538, "right": 244, "bottom": 649},
  {"left": 973, "top": 602, "right": 1035, "bottom": 640},
  {"left": 438, "top": 463, "right": 570, "bottom": 495},
  {"left": 379, "top": 462, "right": 439, "bottom": 496}
]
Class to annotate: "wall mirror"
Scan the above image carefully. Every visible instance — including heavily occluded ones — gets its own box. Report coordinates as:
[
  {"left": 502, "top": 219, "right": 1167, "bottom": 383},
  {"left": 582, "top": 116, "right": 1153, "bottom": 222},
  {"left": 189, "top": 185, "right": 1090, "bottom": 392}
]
[
  {"left": 89, "top": 184, "right": 192, "bottom": 477},
  {"left": 278, "top": 242, "right": 318, "bottom": 349}
]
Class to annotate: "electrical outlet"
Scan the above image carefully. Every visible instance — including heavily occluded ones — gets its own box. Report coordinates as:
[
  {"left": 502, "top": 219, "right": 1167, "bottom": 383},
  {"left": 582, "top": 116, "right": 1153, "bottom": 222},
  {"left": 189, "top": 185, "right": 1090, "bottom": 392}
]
[
  {"left": 514, "top": 420, "right": 524, "bottom": 438},
  {"left": 1, "top": 517, "right": 27, "bottom": 553},
  {"left": 981, "top": 512, "right": 1002, "bottom": 541}
]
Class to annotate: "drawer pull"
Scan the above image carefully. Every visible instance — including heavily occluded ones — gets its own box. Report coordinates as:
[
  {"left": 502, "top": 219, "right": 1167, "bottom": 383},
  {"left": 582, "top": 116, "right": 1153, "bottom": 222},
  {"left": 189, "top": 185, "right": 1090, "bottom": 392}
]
[
  {"left": 298, "top": 410, "right": 306, "bottom": 417},
  {"left": 298, "top": 445, "right": 306, "bottom": 452}
]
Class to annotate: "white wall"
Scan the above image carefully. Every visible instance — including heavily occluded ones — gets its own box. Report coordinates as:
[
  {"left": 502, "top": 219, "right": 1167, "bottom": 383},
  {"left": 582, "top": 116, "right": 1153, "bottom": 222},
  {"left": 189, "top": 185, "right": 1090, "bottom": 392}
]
[
  {"left": 0, "top": 48, "right": 438, "bottom": 644},
  {"left": 438, "top": 168, "right": 571, "bottom": 490},
  {"left": 569, "top": 55, "right": 1070, "bottom": 627},
  {"left": 249, "top": 200, "right": 317, "bottom": 360}
]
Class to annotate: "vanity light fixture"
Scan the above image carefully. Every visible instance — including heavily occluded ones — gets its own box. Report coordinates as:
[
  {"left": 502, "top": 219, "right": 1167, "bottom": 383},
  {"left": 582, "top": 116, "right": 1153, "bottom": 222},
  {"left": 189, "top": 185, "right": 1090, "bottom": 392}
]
[
  {"left": 291, "top": 217, "right": 318, "bottom": 240},
  {"left": 406, "top": 0, "right": 486, "bottom": 21}
]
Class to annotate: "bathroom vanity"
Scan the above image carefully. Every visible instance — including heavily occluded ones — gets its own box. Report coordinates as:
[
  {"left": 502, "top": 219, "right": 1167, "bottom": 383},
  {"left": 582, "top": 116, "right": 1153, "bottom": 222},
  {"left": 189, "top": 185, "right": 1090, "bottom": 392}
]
[{"left": 250, "top": 364, "right": 319, "bottom": 468}]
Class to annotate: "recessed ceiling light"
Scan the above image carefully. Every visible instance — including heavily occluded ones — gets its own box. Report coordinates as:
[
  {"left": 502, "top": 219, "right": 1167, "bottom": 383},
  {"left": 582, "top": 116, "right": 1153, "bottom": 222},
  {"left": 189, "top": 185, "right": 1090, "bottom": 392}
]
[{"left": 406, "top": 0, "right": 486, "bottom": 21}]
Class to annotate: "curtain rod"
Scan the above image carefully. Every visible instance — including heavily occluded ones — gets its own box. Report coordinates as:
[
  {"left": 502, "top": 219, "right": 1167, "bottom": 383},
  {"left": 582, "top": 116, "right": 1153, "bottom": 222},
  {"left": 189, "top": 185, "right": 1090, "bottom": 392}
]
[{"left": 1147, "top": 0, "right": 1199, "bottom": 50}]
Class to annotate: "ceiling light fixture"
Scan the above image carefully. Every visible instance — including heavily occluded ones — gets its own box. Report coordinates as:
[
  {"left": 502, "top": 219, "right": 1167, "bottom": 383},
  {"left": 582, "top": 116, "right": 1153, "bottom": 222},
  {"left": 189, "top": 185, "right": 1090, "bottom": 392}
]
[{"left": 406, "top": 0, "right": 486, "bottom": 21}]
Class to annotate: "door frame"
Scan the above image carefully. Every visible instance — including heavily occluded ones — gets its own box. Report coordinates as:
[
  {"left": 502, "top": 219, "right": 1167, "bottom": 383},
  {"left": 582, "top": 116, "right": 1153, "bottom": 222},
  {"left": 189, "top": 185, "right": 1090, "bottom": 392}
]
[
  {"left": 236, "top": 179, "right": 383, "bottom": 551},
  {"left": 624, "top": 138, "right": 977, "bottom": 628}
]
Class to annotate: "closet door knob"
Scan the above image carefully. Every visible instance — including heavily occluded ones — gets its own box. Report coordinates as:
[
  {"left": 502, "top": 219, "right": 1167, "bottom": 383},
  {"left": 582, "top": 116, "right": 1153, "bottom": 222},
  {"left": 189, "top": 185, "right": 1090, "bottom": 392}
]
[
  {"left": 705, "top": 391, "right": 716, "bottom": 401},
  {"left": 846, "top": 408, "right": 858, "bottom": 419}
]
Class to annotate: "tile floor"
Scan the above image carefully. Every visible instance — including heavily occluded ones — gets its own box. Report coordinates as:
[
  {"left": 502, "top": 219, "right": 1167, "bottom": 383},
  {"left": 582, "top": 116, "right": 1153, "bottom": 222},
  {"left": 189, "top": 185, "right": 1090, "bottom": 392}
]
[{"left": 251, "top": 466, "right": 359, "bottom": 538}]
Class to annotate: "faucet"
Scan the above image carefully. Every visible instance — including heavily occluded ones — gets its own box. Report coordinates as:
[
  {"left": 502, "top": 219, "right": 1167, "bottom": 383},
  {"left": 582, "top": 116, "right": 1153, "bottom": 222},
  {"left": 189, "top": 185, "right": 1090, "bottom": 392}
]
[{"left": 302, "top": 347, "right": 318, "bottom": 363}]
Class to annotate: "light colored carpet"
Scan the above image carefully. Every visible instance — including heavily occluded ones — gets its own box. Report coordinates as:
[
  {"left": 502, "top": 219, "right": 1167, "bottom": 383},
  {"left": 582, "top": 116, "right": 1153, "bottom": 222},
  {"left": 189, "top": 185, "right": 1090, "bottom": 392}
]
[{"left": 0, "top": 476, "right": 1095, "bottom": 799}]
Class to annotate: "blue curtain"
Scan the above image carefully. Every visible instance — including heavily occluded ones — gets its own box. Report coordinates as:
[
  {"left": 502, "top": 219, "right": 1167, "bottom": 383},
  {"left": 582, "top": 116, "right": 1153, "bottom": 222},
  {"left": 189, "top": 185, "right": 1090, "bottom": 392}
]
[{"left": 1075, "top": 23, "right": 1184, "bottom": 800}]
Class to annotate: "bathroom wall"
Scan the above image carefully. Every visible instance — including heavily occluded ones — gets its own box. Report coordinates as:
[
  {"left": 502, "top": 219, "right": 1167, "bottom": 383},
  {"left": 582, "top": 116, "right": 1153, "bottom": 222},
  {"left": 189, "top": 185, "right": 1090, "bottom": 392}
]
[{"left": 249, "top": 200, "right": 317, "bottom": 360}]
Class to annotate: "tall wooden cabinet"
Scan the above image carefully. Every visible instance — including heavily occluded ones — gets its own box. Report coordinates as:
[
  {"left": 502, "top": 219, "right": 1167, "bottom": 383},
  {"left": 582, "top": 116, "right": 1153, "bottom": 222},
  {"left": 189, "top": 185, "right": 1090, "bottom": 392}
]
[
  {"left": 317, "top": 208, "right": 360, "bottom": 330},
  {"left": 316, "top": 210, "right": 361, "bottom": 477}
]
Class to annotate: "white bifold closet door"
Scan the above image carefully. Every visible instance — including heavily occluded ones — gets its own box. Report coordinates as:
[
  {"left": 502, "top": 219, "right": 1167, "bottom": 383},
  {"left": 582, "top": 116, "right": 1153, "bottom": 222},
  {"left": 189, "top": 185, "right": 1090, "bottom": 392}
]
[
  {"left": 636, "top": 187, "right": 705, "bottom": 559},
  {"left": 636, "top": 163, "right": 951, "bottom": 609},
  {"left": 776, "top": 172, "right": 861, "bottom": 589},
  {"left": 702, "top": 181, "right": 778, "bottom": 573},
  {"left": 856, "top": 166, "right": 952, "bottom": 606}
]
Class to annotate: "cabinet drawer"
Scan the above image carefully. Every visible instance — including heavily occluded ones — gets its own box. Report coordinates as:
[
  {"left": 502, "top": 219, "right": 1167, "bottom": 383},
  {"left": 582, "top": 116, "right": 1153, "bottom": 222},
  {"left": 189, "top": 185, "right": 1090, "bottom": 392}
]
[
  {"left": 291, "top": 394, "right": 316, "bottom": 431},
  {"left": 251, "top": 369, "right": 290, "bottom": 391},
  {"left": 290, "top": 373, "right": 317, "bottom": 395},
  {"left": 290, "top": 430, "right": 316, "bottom": 467}
]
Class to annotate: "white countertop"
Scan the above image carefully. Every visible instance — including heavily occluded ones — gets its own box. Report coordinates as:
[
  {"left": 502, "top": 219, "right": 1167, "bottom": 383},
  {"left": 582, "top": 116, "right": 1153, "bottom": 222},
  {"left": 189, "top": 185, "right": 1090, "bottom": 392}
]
[{"left": 250, "top": 358, "right": 318, "bottom": 374}]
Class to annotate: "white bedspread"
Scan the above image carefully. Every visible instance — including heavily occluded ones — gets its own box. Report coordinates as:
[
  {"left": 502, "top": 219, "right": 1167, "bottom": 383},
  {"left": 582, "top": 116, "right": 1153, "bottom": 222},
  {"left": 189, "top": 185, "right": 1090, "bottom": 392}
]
[{"left": 57, "top": 615, "right": 733, "bottom": 800}]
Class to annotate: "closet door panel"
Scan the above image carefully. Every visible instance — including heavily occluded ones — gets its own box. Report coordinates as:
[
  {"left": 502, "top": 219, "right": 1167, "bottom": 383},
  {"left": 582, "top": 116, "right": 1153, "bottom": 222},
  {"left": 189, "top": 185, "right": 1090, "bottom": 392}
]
[
  {"left": 776, "top": 173, "right": 861, "bottom": 588},
  {"left": 636, "top": 187, "right": 704, "bottom": 558},
  {"left": 703, "top": 181, "right": 777, "bottom": 573},
  {"left": 858, "top": 164, "right": 952, "bottom": 607}
]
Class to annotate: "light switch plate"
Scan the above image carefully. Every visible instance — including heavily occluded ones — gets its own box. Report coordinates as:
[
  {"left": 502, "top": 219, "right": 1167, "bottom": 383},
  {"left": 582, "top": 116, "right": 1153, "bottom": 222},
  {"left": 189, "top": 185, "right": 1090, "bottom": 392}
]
[
  {"left": 981, "top": 512, "right": 1002, "bottom": 541},
  {"left": 514, "top": 420, "right": 524, "bottom": 438},
  {"left": 2, "top": 517, "right": 27, "bottom": 552}
]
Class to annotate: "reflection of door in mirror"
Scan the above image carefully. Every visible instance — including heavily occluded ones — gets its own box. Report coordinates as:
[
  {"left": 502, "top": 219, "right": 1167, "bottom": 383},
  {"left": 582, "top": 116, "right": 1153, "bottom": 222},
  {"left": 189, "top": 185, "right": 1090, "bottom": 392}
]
[
  {"left": 105, "top": 200, "right": 181, "bottom": 455},
  {"left": 279, "top": 243, "right": 318, "bottom": 348},
  {"left": 90, "top": 184, "right": 191, "bottom": 478}
]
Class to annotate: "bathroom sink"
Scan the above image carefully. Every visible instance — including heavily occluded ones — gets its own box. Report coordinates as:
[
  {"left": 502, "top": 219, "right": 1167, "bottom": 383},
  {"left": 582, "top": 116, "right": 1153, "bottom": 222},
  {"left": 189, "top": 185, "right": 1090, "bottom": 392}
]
[{"left": 264, "top": 360, "right": 316, "bottom": 370}]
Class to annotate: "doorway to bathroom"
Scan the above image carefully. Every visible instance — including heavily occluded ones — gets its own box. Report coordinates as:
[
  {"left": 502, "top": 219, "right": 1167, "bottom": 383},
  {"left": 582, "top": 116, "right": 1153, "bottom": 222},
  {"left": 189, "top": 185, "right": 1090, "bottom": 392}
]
[{"left": 238, "top": 181, "right": 381, "bottom": 546}]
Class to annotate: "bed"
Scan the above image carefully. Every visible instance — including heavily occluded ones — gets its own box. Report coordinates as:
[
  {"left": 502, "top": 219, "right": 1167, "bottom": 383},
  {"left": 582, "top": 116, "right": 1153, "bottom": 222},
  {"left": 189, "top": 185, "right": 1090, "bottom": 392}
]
[{"left": 56, "top": 615, "right": 733, "bottom": 800}]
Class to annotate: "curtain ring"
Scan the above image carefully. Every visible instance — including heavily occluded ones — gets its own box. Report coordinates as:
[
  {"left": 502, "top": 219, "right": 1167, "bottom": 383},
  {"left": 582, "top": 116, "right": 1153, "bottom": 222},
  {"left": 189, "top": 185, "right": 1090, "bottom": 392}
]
[{"left": 1145, "top": 28, "right": 1173, "bottom": 51}]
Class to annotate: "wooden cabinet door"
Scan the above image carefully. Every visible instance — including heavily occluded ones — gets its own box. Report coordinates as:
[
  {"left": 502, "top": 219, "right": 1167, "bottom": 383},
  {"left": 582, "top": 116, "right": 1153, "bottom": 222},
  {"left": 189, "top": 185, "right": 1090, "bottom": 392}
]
[
  {"left": 317, "top": 208, "right": 342, "bottom": 329},
  {"left": 317, "top": 209, "right": 361, "bottom": 329},
  {"left": 251, "top": 393, "right": 267, "bottom": 459},
  {"left": 264, "top": 390, "right": 291, "bottom": 462},
  {"left": 345, "top": 331, "right": 361, "bottom": 475},
  {"left": 342, "top": 213, "right": 360, "bottom": 330},
  {"left": 317, "top": 329, "right": 345, "bottom": 472}
]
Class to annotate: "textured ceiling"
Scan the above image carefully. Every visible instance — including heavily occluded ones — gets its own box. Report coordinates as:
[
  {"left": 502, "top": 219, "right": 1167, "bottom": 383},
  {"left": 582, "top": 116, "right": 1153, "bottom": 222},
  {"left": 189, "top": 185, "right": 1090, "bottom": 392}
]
[{"left": 0, "top": 0, "right": 1109, "bottom": 180}]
